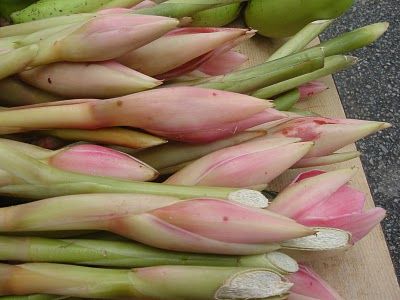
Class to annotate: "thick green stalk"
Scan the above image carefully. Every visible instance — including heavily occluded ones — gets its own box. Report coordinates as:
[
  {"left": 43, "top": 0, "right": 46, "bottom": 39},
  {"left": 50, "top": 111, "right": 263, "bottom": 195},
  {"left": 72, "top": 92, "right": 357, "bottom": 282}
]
[
  {"left": 0, "top": 144, "right": 268, "bottom": 207},
  {"left": 268, "top": 20, "right": 333, "bottom": 61},
  {"left": 136, "top": 0, "right": 246, "bottom": 18},
  {"left": 252, "top": 55, "right": 357, "bottom": 99},
  {"left": 0, "top": 236, "right": 298, "bottom": 274},
  {"left": 188, "top": 47, "right": 325, "bottom": 94},
  {"left": 273, "top": 89, "right": 301, "bottom": 111},
  {"left": 315, "top": 22, "right": 389, "bottom": 57},
  {"left": 0, "top": 263, "right": 292, "bottom": 299}
]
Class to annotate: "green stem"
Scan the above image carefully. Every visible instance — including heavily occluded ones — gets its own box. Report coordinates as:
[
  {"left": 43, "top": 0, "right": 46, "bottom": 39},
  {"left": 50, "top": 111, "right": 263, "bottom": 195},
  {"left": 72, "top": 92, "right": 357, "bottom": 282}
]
[
  {"left": 273, "top": 89, "right": 301, "bottom": 111},
  {"left": 190, "top": 47, "right": 325, "bottom": 94},
  {"left": 0, "top": 144, "right": 267, "bottom": 206},
  {"left": 268, "top": 20, "right": 333, "bottom": 61},
  {"left": 252, "top": 55, "right": 357, "bottom": 99},
  {"left": 0, "top": 236, "right": 297, "bottom": 274},
  {"left": 315, "top": 22, "right": 389, "bottom": 57},
  {"left": 0, "top": 263, "right": 292, "bottom": 299}
]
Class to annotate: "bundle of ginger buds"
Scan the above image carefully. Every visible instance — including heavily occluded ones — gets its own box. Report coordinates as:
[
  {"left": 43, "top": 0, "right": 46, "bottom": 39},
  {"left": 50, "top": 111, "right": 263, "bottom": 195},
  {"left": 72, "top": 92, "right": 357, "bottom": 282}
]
[{"left": 0, "top": 0, "right": 391, "bottom": 299}]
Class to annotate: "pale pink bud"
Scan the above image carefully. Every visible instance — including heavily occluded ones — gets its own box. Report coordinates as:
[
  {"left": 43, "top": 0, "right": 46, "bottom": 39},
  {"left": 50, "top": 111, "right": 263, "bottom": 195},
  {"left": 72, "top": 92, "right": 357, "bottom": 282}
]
[
  {"left": 288, "top": 265, "right": 343, "bottom": 300},
  {"left": 0, "top": 87, "right": 271, "bottom": 143},
  {"left": 19, "top": 61, "right": 162, "bottom": 98},
  {"left": 121, "top": 198, "right": 315, "bottom": 254},
  {"left": 165, "top": 138, "right": 313, "bottom": 187},
  {"left": 266, "top": 117, "right": 391, "bottom": 157},
  {"left": 118, "top": 27, "right": 252, "bottom": 78},
  {"left": 95, "top": 87, "right": 272, "bottom": 139},
  {"left": 269, "top": 169, "right": 386, "bottom": 242},
  {"left": 32, "top": 14, "right": 179, "bottom": 66},
  {"left": 49, "top": 144, "right": 158, "bottom": 181}
]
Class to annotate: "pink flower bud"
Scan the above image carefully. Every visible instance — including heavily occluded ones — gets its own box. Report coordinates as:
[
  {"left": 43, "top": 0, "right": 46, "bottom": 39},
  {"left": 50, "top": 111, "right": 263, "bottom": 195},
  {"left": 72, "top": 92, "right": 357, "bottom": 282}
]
[
  {"left": 165, "top": 138, "right": 313, "bottom": 187},
  {"left": 269, "top": 169, "right": 386, "bottom": 242},
  {"left": 267, "top": 117, "right": 391, "bottom": 157},
  {"left": 120, "top": 198, "right": 314, "bottom": 254},
  {"left": 49, "top": 144, "right": 158, "bottom": 181}
]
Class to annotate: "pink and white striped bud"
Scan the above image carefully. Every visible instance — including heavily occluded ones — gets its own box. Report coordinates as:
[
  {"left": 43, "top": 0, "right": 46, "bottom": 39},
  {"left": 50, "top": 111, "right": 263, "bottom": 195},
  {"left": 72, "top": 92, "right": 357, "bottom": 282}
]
[
  {"left": 298, "top": 81, "right": 329, "bottom": 100},
  {"left": 31, "top": 14, "right": 179, "bottom": 66},
  {"left": 269, "top": 169, "right": 386, "bottom": 242},
  {"left": 117, "top": 27, "right": 252, "bottom": 78},
  {"left": 49, "top": 144, "right": 158, "bottom": 181},
  {"left": 165, "top": 138, "right": 313, "bottom": 187},
  {"left": 288, "top": 265, "right": 343, "bottom": 300},
  {"left": 266, "top": 117, "right": 391, "bottom": 158},
  {"left": 119, "top": 198, "right": 315, "bottom": 254},
  {"left": 19, "top": 61, "right": 161, "bottom": 99}
]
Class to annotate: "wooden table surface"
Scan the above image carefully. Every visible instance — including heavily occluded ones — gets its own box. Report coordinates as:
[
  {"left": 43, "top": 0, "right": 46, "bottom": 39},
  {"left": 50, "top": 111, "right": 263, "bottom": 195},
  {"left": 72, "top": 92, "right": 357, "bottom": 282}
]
[{"left": 236, "top": 35, "right": 400, "bottom": 299}]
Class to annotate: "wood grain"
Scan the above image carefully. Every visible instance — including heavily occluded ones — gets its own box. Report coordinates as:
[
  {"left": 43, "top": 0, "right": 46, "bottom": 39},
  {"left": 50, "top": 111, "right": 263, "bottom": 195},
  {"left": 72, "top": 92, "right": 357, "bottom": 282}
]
[{"left": 235, "top": 35, "right": 400, "bottom": 299}]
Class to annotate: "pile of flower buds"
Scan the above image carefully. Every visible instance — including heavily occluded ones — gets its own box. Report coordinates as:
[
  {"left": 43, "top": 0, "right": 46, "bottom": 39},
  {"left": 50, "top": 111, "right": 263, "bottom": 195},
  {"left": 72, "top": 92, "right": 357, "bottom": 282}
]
[{"left": 0, "top": 1, "right": 390, "bottom": 299}]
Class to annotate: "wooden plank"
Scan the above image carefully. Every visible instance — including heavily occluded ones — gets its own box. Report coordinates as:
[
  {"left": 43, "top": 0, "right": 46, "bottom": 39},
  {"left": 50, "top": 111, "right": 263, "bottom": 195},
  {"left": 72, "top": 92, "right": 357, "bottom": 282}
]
[{"left": 235, "top": 34, "right": 400, "bottom": 299}]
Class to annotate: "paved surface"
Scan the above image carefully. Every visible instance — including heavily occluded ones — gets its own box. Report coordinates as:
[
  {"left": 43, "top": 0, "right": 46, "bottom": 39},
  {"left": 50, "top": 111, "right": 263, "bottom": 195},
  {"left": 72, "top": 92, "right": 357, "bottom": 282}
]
[{"left": 320, "top": 0, "right": 400, "bottom": 279}]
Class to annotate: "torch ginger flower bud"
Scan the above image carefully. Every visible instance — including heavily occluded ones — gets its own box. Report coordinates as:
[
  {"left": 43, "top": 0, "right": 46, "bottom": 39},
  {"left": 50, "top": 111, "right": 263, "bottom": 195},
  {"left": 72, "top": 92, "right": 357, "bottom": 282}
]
[
  {"left": 265, "top": 116, "right": 391, "bottom": 158},
  {"left": 117, "top": 27, "right": 254, "bottom": 79},
  {"left": 0, "top": 87, "right": 271, "bottom": 143},
  {"left": 165, "top": 138, "right": 313, "bottom": 188},
  {"left": 0, "top": 139, "right": 158, "bottom": 182},
  {"left": 0, "top": 195, "right": 315, "bottom": 255},
  {"left": 269, "top": 169, "right": 386, "bottom": 242},
  {"left": 19, "top": 61, "right": 162, "bottom": 98},
  {"left": 30, "top": 14, "right": 179, "bottom": 66}
]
